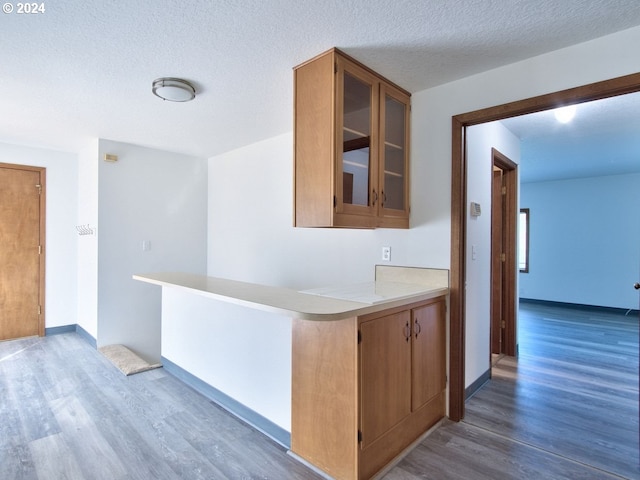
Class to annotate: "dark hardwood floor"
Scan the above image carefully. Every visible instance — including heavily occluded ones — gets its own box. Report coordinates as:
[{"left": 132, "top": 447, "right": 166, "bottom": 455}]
[
  {"left": 1, "top": 301, "right": 638, "bottom": 479},
  {"left": 388, "top": 302, "right": 639, "bottom": 480}
]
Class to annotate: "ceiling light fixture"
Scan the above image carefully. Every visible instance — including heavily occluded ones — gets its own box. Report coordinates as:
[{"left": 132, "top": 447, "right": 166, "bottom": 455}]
[
  {"left": 152, "top": 77, "right": 196, "bottom": 102},
  {"left": 554, "top": 105, "right": 576, "bottom": 123}
]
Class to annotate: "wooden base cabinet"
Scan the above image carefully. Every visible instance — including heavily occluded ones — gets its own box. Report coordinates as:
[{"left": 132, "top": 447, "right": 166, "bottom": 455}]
[{"left": 291, "top": 296, "right": 446, "bottom": 479}]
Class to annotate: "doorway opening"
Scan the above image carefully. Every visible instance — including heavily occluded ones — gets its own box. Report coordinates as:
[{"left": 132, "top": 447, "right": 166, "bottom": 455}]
[{"left": 449, "top": 72, "right": 640, "bottom": 421}]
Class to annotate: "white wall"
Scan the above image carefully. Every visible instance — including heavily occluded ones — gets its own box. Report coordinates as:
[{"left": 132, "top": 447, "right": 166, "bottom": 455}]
[
  {"left": 207, "top": 25, "right": 640, "bottom": 393},
  {"left": 162, "top": 288, "right": 292, "bottom": 431},
  {"left": 465, "top": 123, "right": 520, "bottom": 387},
  {"left": 0, "top": 142, "right": 78, "bottom": 329},
  {"left": 77, "top": 139, "right": 99, "bottom": 338},
  {"left": 520, "top": 173, "right": 640, "bottom": 310},
  {"left": 208, "top": 132, "right": 426, "bottom": 288},
  {"left": 97, "top": 140, "right": 207, "bottom": 362}
]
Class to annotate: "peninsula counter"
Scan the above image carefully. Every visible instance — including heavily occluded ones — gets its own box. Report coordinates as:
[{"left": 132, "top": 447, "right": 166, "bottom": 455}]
[
  {"left": 133, "top": 266, "right": 449, "bottom": 480},
  {"left": 133, "top": 269, "right": 448, "bottom": 321}
]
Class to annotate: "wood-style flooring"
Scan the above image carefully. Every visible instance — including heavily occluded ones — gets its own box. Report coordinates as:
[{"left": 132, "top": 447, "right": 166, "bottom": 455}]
[
  {"left": 0, "top": 334, "right": 324, "bottom": 480},
  {"left": 1, "top": 302, "right": 638, "bottom": 479},
  {"left": 387, "top": 302, "right": 639, "bottom": 480}
]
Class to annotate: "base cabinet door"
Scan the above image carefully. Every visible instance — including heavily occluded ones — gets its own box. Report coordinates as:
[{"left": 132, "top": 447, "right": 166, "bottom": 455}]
[
  {"left": 411, "top": 298, "right": 447, "bottom": 409},
  {"left": 359, "top": 310, "right": 412, "bottom": 446},
  {"left": 358, "top": 298, "right": 446, "bottom": 479}
]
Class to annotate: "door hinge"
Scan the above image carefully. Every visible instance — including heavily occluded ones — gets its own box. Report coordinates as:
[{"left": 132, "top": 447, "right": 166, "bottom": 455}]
[
  {"left": 334, "top": 62, "right": 338, "bottom": 74},
  {"left": 333, "top": 195, "right": 337, "bottom": 208},
  {"left": 36, "top": 184, "right": 42, "bottom": 194},
  {"left": 358, "top": 430, "right": 362, "bottom": 443},
  {"left": 38, "top": 245, "right": 42, "bottom": 255},
  {"left": 357, "top": 331, "right": 362, "bottom": 344},
  {"left": 500, "top": 253, "right": 506, "bottom": 262},
  {"left": 501, "top": 321, "right": 506, "bottom": 328},
  {"left": 38, "top": 305, "right": 42, "bottom": 315},
  {"left": 501, "top": 186, "right": 506, "bottom": 195}
]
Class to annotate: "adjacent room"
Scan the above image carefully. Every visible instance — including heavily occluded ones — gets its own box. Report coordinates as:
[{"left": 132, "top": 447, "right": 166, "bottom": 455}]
[{"left": 1, "top": 1, "right": 639, "bottom": 479}]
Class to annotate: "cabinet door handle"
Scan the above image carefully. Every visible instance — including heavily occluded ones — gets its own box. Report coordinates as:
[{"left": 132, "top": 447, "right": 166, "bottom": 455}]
[
  {"left": 404, "top": 321, "right": 410, "bottom": 342},
  {"left": 372, "top": 189, "right": 378, "bottom": 206},
  {"left": 414, "top": 319, "right": 421, "bottom": 338}
]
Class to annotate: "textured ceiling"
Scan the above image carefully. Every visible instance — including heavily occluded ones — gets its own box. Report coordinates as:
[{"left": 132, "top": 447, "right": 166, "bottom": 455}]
[{"left": 2, "top": 0, "right": 640, "bottom": 158}]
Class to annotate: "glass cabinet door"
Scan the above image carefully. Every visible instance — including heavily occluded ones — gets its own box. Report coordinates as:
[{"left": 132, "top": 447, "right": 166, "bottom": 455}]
[
  {"left": 337, "top": 63, "right": 377, "bottom": 214},
  {"left": 381, "top": 89, "right": 408, "bottom": 213}
]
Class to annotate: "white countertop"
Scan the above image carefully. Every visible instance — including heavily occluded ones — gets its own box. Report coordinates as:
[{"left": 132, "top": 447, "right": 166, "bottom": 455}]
[
  {"left": 133, "top": 271, "right": 448, "bottom": 321},
  {"left": 300, "top": 281, "right": 436, "bottom": 304}
]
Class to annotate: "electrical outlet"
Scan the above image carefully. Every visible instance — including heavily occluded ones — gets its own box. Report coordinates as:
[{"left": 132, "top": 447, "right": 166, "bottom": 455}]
[{"left": 382, "top": 246, "right": 391, "bottom": 261}]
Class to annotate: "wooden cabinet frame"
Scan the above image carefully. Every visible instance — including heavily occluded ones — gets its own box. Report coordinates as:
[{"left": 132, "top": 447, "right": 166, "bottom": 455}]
[
  {"left": 291, "top": 296, "right": 446, "bottom": 480},
  {"left": 334, "top": 55, "right": 379, "bottom": 220},
  {"left": 378, "top": 83, "right": 411, "bottom": 227},
  {"left": 294, "top": 48, "right": 411, "bottom": 229}
]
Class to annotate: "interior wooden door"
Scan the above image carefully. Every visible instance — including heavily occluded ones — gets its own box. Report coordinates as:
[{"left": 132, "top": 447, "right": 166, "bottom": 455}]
[
  {"left": 490, "top": 167, "right": 504, "bottom": 354},
  {"left": 0, "top": 163, "right": 45, "bottom": 340}
]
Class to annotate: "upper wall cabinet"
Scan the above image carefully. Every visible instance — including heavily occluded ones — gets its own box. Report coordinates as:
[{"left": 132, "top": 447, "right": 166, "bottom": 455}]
[{"left": 294, "top": 48, "right": 411, "bottom": 229}]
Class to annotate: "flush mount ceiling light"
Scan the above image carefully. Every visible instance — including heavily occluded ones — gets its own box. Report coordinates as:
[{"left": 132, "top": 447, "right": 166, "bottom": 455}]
[
  {"left": 554, "top": 105, "right": 576, "bottom": 123},
  {"left": 152, "top": 77, "right": 196, "bottom": 102}
]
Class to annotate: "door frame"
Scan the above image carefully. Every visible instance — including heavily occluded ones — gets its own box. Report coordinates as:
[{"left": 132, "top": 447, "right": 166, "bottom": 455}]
[
  {"left": 0, "top": 162, "right": 46, "bottom": 337},
  {"left": 490, "top": 165, "right": 504, "bottom": 355},
  {"left": 490, "top": 149, "right": 518, "bottom": 358},
  {"left": 449, "top": 72, "right": 640, "bottom": 422}
]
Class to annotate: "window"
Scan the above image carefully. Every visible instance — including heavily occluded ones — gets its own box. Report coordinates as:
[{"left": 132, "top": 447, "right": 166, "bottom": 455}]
[{"left": 519, "top": 208, "right": 529, "bottom": 273}]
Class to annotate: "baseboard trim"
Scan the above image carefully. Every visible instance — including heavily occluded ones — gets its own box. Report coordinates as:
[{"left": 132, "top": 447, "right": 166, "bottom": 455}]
[
  {"left": 75, "top": 325, "right": 97, "bottom": 348},
  {"left": 161, "top": 356, "right": 291, "bottom": 449},
  {"left": 44, "top": 323, "right": 97, "bottom": 348},
  {"left": 465, "top": 368, "right": 491, "bottom": 400},
  {"left": 520, "top": 298, "right": 639, "bottom": 316},
  {"left": 45, "top": 324, "right": 76, "bottom": 336}
]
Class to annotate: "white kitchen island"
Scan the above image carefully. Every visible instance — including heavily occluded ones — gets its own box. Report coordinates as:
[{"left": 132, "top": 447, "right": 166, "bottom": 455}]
[{"left": 133, "top": 266, "right": 448, "bottom": 478}]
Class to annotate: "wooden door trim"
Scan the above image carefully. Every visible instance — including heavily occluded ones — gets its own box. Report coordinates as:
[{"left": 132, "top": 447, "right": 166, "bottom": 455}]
[
  {"left": 490, "top": 166, "right": 503, "bottom": 355},
  {"left": 38, "top": 169, "right": 45, "bottom": 337},
  {"left": 492, "top": 149, "right": 517, "bottom": 357},
  {"left": 0, "top": 162, "right": 46, "bottom": 337},
  {"left": 449, "top": 71, "right": 640, "bottom": 422}
]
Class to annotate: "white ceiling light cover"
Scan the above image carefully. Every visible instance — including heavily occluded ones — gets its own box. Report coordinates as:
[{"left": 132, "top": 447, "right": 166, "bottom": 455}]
[
  {"left": 554, "top": 105, "right": 576, "bottom": 123},
  {"left": 152, "top": 77, "right": 196, "bottom": 102}
]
